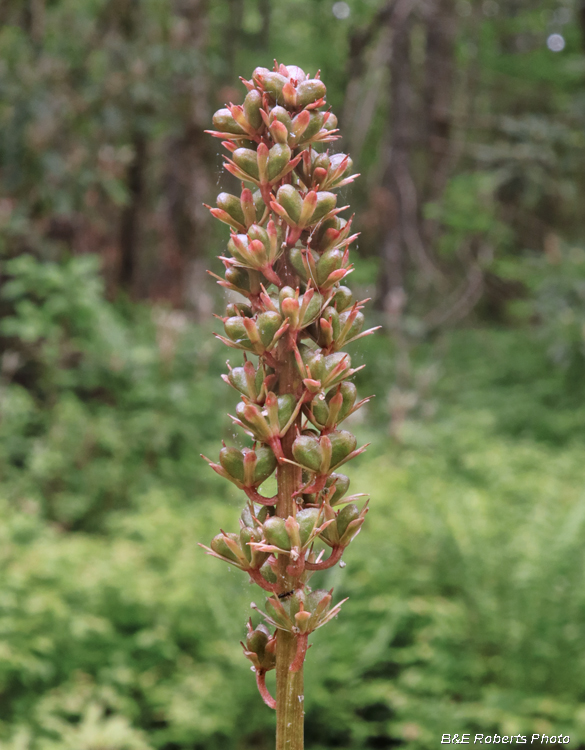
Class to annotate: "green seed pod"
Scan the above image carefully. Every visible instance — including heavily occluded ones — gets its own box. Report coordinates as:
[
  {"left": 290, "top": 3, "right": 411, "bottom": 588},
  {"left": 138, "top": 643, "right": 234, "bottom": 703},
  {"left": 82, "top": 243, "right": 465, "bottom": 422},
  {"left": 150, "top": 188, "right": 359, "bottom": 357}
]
[
  {"left": 219, "top": 446, "right": 245, "bottom": 482},
  {"left": 276, "top": 393, "right": 296, "bottom": 430},
  {"left": 267, "top": 143, "right": 292, "bottom": 181},
  {"left": 213, "top": 108, "right": 247, "bottom": 134},
  {"left": 301, "top": 291, "right": 323, "bottom": 326},
  {"left": 235, "top": 401, "right": 271, "bottom": 441},
  {"left": 316, "top": 248, "right": 344, "bottom": 285},
  {"left": 329, "top": 430, "right": 357, "bottom": 467},
  {"left": 323, "top": 351, "right": 350, "bottom": 382},
  {"left": 309, "top": 192, "right": 337, "bottom": 225},
  {"left": 285, "top": 64, "right": 306, "bottom": 81},
  {"left": 211, "top": 533, "right": 241, "bottom": 563},
  {"left": 296, "top": 507, "right": 321, "bottom": 546},
  {"left": 285, "top": 589, "right": 306, "bottom": 620},
  {"left": 330, "top": 152, "right": 353, "bottom": 177},
  {"left": 332, "top": 285, "right": 353, "bottom": 311},
  {"left": 260, "top": 559, "right": 277, "bottom": 584},
  {"left": 292, "top": 434, "right": 322, "bottom": 472},
  {"left": 227, "top": 234, "right": 250, "bottom": 265},
  {"left": 257, "top": 311, "right": 282, "bottom": 347},
  {"left": 225, "top": 302, "right": 253, "bottom": 318},
  {"left": 240, "top": 525, "right": 266, "bottom": 565},
  {"left": 336, "top": 503, "right": 360, "bottom": 538},
  {"left": 253, "top": 190, "right": 266, "bottom": 221},
  {"left": 305, "top": 471, "right": 351, "bottom": 505},
  {"left": 266, "top": 597, "right": 293, "bottom": 630},
  {"left": 296, "top": 79, "right": 327, "bottom": 107},
  {"left": 248, "top": 223, "right": 270, "bottom": 247},
  {"left": 328, "top": 381, "right": 357, "bottom": 421},
  {"left": 324, "top": 113, "right": 338, "bottom": 131},
  {"left": 253, "top": 446, "right": 278, "bottom": 484},
  {"left": 255, "top": 69, "right": 288, "bottom": 104},
  {"left": 233, "top": 148, "right": 260, "bottom": 180},
  {"left": 321, "top": 306, "right": 340, "bottom": 340},
  {"left": 311, "top": 216, "right": 345, "bottom": 250},
  {"left": 240, "top": 526, "right": 256, "bottom": 563},
  {"left": 240, "top": 503, "right": 270, "bottom": 528},
  {"left": 246, "top": 623, "right": 270, "bottom": 656},
  {"left": 276, "top": 184, "right": 303, "bottom": 223},
  {"left": 269, "top": 106, "right": 293, "bottom": 131},
  {"left": 339, "top": 309, "right": 365, "bottom": 340},
  {"left": 298, "top": 111, "right": 325, "bottom": 143},
  {"left": 225, "top": 266, "right": 251, "bottom": 292},
  {"left": 301, "top": 347, "right": 325, "bottom": 382},
  {"left": 311, "top": 395, "right": 329, "bottom": 426},
  {"left": 327, "top": 472, "right": 350, "bottom": 506},
  {"left": 227, "top": 362, "right": 263, "bottom": 398},
  {"left": 263, "top": 516, "right": 291, "bottom": 550},
  {"left": 279, "top": 286, "right": 296, "bottom": 308},
  {"left": 314, "top": 153, "right": 330, "bottom": 171},
  {"left": 288, "top": 246, "right": 312, "bottom": 281},
  {"left": 243, "top": 89, "right": 263, "bottom": 130},
  {"left": 224, "top": 316, "right": 252, "bottom": 347},
  {"left": 318, "top": 514, "right": 339, "bottom": 546},
  {"left": 217, "top": 192, "right": 246, "bottom": 226}
]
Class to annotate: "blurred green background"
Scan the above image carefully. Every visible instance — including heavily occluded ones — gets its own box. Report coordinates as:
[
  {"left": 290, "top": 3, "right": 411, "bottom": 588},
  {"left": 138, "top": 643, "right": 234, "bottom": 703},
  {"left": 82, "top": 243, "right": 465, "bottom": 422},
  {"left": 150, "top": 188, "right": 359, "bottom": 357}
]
[{"left": 1, "top": 0, "right": 585, "bottom": 748}]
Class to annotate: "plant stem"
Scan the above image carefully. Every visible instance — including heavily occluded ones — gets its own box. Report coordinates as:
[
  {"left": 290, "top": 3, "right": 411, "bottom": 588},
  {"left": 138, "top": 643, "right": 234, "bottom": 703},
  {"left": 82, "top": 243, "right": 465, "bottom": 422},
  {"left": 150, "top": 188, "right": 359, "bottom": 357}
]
[
  {"left": 276, "top": 631, "right": 304, "bottom": 750},
  {"left": 276, "top": 347, "right": 304, "bottom": 750}
]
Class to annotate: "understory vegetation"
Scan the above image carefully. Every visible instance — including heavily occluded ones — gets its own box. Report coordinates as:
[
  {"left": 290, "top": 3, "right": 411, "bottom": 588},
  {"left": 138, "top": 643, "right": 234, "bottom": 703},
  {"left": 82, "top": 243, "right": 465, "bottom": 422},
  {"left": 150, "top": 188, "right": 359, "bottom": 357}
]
[
  {"left": 1, "top": 257, "right": 585, "bottom": 749},
  {"left": 2, "top": 0, "right": 585, "bottom": 746}
]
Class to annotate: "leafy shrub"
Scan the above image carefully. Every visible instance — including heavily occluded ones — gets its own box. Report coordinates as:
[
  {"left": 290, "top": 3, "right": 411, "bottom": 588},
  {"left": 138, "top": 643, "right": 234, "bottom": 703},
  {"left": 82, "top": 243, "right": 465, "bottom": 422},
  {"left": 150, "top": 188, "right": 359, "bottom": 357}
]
[
  {"left": 0, "top": 327, "right": 584, "bottom": 748},
  {"left": 0, "top": 254, "right": 228, "bottom": 529}
]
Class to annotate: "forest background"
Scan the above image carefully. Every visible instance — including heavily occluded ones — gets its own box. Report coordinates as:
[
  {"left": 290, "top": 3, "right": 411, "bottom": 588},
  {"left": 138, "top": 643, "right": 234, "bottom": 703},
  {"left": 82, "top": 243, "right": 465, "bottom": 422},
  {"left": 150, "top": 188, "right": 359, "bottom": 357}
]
[{"left": 1, "top": 0, "right": 585, "bottom": 748}]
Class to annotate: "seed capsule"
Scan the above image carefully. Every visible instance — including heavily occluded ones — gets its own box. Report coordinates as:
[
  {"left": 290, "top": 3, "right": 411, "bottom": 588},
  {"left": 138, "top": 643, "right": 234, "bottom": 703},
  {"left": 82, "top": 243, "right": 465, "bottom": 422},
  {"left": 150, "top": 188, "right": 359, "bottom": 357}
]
[
  {"left": 336, "top": 503, "right": 359, "bottom": 538},
  {"left": 316, "top": 248, "right": 344, "bottom": 286},
  {"left": 276, "top": 184, "right": 303, "bottom": 223},
  {"left": 233, "top": 148, "right": 260, "bottom": 180},
  {"left": 296, "top": 79, "right": 327, "bottom": 107},
  {"left": 219, "top": 446, "right": 246, "bottom": 483},
  {"left": 267, "top": 143, "right": 292, "bottom": 181},
  {"left": 269, "top": 106, "right": 293, "bottom": 131},
  {"left": 296, "top": 507, "right": 321, "bottom": 546},
  {"left": 254, "top": 69, "right": 288, "bottom": 104},
  {"left": 210, "top": 533, "right": 241, "bottom": 563},
  {"left": 329, "top": 430, "right": 357, "bottom": 467},
  {"left": 225, "top": 266, "right": 251, "bottom": 292},
  {"left": 212, "top": 108, "right": 247, "bottom": 134},
  {"left": 292, "top": 434, "right": 322, "bottom": 472},
  {"left": 243, "top": 89, "right": 263, "bottom": 130},
  {"left": 263, "top": 516, "right": 291, "bottom": 550},
  {"left": 309, "top": 192, "right": 337, "bottom": 225},
  {"left": 224, "top": 316, "right": 252, "bottom": 347},
  {"left": 257, "top": 311, "right": 282, "bottom": 347},
  {"left": 332, "top": 285, "right": 353, "bottom": 311},
  {"left": 217, "top": 192, "right": 246, "bottom": 226}
]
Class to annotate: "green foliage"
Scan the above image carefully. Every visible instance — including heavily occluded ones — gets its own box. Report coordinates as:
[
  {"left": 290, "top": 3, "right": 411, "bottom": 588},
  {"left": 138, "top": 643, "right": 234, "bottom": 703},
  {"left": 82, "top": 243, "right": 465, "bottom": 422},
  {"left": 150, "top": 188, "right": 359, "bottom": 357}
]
[
  {"left": 496, "top": 244, "right": 585, "bottom": 391},
  {"left": 424, "top": 172, "right": 513, "bottom": 259},
  {"left": 307, "top": 380, "right": 585, "bottom": 747},
  {"left": 0, "top": 254, "right": 228, "bottom": 529},
  {"left": 2, "top": 0, "right": 585, "bottom": 746},
  {"left": 0, "top": 492, "right": 272, "bottom": 749},
  {"left": 1, "top": 326, "right": 585, "bottom": 748}
]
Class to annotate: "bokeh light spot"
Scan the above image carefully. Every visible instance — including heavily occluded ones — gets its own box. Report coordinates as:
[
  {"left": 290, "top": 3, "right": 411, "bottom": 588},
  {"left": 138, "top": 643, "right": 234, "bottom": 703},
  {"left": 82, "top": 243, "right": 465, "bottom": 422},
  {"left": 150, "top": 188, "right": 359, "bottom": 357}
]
[
  {"left": 547, "top": 33, "right": 566, "bottom": 52},
  {"left": 332, "top": 2, "right": 350, "bottom": 19}
]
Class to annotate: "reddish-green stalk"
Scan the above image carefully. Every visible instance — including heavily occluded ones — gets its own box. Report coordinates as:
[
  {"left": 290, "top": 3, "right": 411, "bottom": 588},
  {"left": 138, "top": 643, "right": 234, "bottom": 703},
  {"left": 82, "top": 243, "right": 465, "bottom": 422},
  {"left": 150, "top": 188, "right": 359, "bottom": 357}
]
[{"left": 200, "top": 62, "right": 378, "bottom": 749}]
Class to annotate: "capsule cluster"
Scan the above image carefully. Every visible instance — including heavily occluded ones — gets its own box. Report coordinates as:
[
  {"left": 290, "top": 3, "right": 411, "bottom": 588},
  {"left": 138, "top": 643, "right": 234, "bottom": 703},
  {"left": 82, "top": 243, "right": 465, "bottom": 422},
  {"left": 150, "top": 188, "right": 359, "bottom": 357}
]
[{"left": 201, "top": 63, "right": 377, "bottom": 704}]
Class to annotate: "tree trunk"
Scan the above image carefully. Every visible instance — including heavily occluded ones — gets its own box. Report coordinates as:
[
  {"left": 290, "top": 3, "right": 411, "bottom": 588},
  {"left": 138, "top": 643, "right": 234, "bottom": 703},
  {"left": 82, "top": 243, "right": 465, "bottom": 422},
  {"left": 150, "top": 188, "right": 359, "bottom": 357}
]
[
  {"left": 421, "top": 0, "right": 457, "bottom": 249},
  {"left": 159, "top": 0, "right": 213, "bottom": 313},
  {"left": 378, "top": 8, "right": 413, "bottom": 313},
  {"left": 118, "top": 130, "right": 147, "bottom": 294}
]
